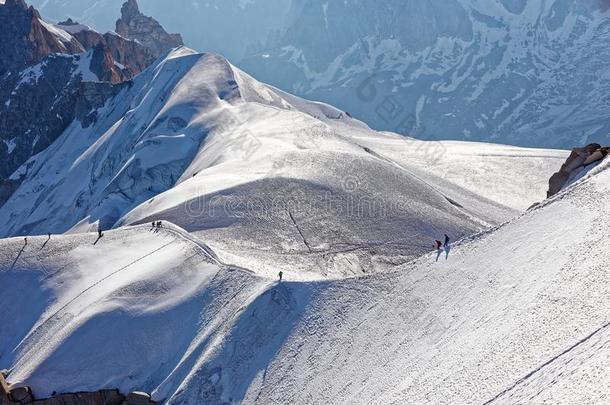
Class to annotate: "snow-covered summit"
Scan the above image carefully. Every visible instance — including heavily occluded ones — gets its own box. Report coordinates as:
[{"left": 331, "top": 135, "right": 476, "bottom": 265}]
[{"left": 0, "top": 46, "right": 566, "bottom": 278}]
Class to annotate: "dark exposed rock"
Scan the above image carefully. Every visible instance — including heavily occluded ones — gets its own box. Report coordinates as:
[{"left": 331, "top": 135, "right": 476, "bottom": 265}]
[
  {"left": 122, "top": 393, "right": 153, "bottom": 405},
  {"left": 67, "top": 28, "right": 156, "bottom": 78},
  {"left": 0, "top": 51, "right": 129, "bottom": 206},
  {"left": 102, "top": 33, "right": 156, "bottom": 76},
  {"left": 547, "top": 143, "right": 609, "bottom": 197},
  {"left": 8, "top": 387, "right": 33, "bottom": 404},
  {"left": 32, "top": 390, "right": 125, "bottom": 405},
  {"left": 0, "top": 54, "right": 81, "bottom": 190},
  {"left": 1, "top": 374, "right": 11, "bottom": 405},
  {"left": 0, "top": 383, "right": 155, "bottom": 405},
  {"left": 115, "top": 0, "right": 183, "bottom": 58},
  {"left": 0, "top": 0, "right": 83, "bottom": 76},
  {"left": 90, "top": 43, "right": 130, "bottom": 84},
  {"left": 0, "top": 376, "right": 156, "bottom": 405},
  {"left": 75, "top": 81, "right": 129, "bottom": 127}
]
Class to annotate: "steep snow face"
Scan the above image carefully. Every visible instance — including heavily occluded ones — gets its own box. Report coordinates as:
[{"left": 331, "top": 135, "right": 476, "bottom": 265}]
[
  {"left": 239, "top": 0, "right": 610, "bottom": 148},
  {"left": 1, "top": 152, "right": 608, "bottom": 404},
  {"left": 0, "top": 48, "right": 229, "bottom": 236},
  {"left": 0, "top": 47, "right": 565, "bottom": 277}
]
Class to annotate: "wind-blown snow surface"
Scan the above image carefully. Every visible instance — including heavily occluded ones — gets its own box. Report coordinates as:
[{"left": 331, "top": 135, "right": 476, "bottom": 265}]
[
  {"left": 0, "top": 47, "right": 566, "bottom": 278},
  {"left": 1, "top": 157, "right": 609, "bottom": 404}
]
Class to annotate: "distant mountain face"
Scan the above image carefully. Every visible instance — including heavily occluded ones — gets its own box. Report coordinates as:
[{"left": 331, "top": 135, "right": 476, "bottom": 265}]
[
  {"left": 240, "top": 0, "right": 610, "bottom": 148},
  {"left": 28, "top": 0, "right": 610, "bottom": 148},
  {"left": 28, "top": 0, "right": 291, "bottom": 62}
]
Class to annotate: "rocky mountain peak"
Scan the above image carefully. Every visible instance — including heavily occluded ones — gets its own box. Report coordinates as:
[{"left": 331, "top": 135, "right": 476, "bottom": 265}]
[
  {"left": 2, "top": 0, "right": 28, "bottom": 10},
  {"left": 0, "top": 0, "right": 83, "bottom": 75},
  {"left": 115, "top": 0, "right": 183, "bottom": 58},
  {"left": 121, "top": 0, "right": 140, "bottom": 16},
  {"left": 57, "top": 17, "right": 78, "bottom": 26}
]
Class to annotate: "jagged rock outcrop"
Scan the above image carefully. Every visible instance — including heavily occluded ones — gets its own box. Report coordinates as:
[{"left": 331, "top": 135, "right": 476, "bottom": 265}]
[
  {"left": 547, "top": 143, "right": 609, "bottom": 197},
  {"left": 101, "top": 33, "right": 155, "bottom": 75},
  {"left": 89, "top": 43, "right": 130, "bottom": 84},
  {"left": 115, "top": 0, "right": 183, "bottom": 58},
  {"left": 58, "top": 20, "right": 155, "bottom": 77},
  {"left": 0, "top": 0, "right": 83, "bottom": 76}
]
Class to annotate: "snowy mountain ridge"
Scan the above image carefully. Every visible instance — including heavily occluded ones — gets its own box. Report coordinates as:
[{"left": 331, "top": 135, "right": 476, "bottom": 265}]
[
  {"left": 0, "top": 45, "right": 567, "bottom": 278},
  {"left": 2, "top": 2, "right": 609, "bottom": 404},
  {"left": 1, "top": 144, "right": 608, "bottom": 404}
]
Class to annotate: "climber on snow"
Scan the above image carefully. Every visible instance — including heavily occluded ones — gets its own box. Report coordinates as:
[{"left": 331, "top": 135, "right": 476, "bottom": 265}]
[
  {"left": 444, "top": 234, "right": 450, "bottom": 248},
  {"left": 434, "top": 240, "right": 443, "bottom": 262}
]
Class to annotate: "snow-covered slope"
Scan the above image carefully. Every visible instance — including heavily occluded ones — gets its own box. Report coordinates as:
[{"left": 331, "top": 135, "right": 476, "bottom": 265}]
[
  {"left": 0, "top": 47, "right": 566, "bottom": 278},
  {"left": 352, "top": 135, "right": 568, "bottom": 211},
  {"left": 1, "top": 151, "right": 608, "bottom": 404}
]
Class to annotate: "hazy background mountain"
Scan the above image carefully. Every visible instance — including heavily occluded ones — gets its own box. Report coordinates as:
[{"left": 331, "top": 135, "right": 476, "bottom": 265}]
[
  {"left": 26, "top": 0, "right": 610, "bottom": 148},
  {"left": 28, "top": 0, "right": 292, "bottom": 61}
]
